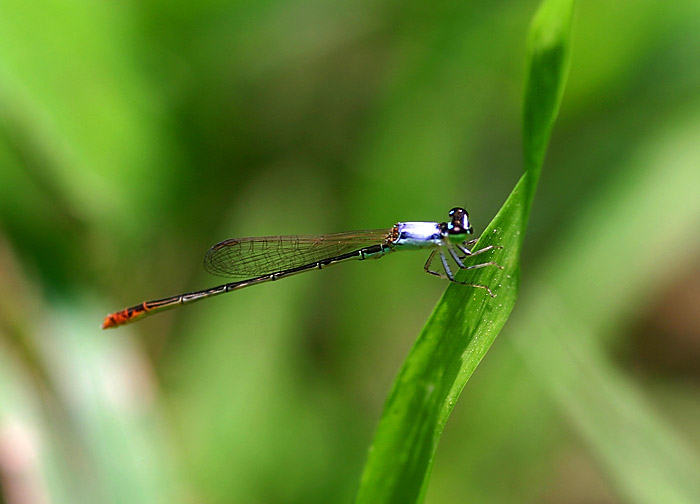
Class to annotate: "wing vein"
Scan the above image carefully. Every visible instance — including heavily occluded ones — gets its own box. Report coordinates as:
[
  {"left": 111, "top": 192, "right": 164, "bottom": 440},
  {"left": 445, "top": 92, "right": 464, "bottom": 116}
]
[{"left": 203, "top": 229, "right": 393, "bottom": 278}]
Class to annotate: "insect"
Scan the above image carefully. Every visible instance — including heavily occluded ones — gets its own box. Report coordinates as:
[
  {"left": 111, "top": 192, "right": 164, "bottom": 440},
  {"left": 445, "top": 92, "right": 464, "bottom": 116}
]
[{"left": 102, "top": 207, "right": 502, "bottom": 329}]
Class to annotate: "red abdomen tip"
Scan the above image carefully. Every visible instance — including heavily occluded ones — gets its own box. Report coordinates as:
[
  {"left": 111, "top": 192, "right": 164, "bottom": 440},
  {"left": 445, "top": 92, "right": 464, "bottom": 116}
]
[
  {"left": 102, "top": 311, "right": 126, "bottom": 329},
  {"left": 102, "top": 304, "right": 147, "bottom": 329}
]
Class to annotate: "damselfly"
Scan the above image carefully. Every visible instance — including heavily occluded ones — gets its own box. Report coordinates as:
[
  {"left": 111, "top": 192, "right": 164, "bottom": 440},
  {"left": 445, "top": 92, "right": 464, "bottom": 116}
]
[{"left": 102, "top": 207, "right": 502, "bottom": 329}]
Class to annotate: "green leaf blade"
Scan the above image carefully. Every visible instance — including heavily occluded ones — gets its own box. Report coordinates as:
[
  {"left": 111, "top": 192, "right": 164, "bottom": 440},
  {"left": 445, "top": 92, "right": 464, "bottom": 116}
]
[
  {"left": 523, "top": 0, "right": 575, "bottom": 212},
  {"left": 355, "top": 0, "right": 575, "bottom": 502}
]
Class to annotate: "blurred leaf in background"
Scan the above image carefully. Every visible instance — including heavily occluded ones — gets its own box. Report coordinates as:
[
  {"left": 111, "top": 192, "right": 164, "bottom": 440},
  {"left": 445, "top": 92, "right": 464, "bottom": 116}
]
[{"left": 0, "top": 0, "right": 698, "bottom": 502}]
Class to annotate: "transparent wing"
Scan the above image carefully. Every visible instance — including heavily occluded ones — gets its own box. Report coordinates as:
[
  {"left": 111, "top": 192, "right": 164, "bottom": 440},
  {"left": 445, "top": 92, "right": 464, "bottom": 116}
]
[{"left": 203, "top": 229, "right": 394, "bottom": 278}]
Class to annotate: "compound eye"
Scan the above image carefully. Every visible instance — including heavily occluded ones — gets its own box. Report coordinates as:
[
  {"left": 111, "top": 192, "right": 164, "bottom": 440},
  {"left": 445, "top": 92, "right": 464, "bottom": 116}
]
[
  {"left": 446, "top": 207, "right": 472, "bottom": 235},
  {"left": 448, "top": 207, "right": 467, "bottom": 224}
]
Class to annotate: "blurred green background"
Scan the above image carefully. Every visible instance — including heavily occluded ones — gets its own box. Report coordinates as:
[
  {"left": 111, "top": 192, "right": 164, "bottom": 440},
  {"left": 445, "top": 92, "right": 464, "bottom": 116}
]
[{"left": 1, "top": 0, "right": 699, "bottom": 502}]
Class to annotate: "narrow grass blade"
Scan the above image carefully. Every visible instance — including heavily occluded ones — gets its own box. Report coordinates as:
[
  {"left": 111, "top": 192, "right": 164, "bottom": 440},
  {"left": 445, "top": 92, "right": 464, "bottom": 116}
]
[{"left": 354, "top": 0, "right": 575, "bottom": 502}]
